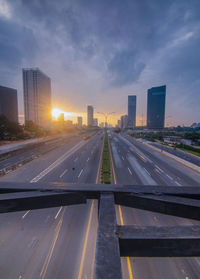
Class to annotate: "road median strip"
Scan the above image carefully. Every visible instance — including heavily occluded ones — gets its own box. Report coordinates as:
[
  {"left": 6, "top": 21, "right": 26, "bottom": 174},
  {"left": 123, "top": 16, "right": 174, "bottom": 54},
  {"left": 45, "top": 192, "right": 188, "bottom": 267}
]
[{"left": 101, "top": 133, "right": 111, "bottom": 184}]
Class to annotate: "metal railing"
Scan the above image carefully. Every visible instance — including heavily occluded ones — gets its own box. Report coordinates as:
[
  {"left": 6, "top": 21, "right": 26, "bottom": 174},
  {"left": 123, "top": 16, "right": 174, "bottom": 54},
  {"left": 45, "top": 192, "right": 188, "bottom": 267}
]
[{"left": 0, "top": 182, "right": 200, "bottom": 279}]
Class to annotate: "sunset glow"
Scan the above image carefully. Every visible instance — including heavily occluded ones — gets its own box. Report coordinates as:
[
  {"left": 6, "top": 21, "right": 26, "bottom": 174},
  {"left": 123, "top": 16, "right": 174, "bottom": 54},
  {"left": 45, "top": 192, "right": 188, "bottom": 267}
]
[
  {"left": 52, "top": 108, "right": 63, "bottom": 120},
  {"left": 52, "top": 108, "right": 78, "bottom": 120}
]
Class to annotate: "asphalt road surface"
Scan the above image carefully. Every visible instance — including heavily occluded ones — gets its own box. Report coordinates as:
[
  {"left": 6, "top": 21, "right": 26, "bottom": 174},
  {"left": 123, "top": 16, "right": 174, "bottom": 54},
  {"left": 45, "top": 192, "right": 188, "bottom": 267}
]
[
  {"left": 0, "top": 132, "right": 103, "bottom": 279},
  {"left": 109, "top": 131, "right": 200, "bottom": 279},
  {"left": 0, "top": 130, "right": 200, "bottom": 279},
  {"left": 145, "top": 139, "right": 200, "bottom": 167}
]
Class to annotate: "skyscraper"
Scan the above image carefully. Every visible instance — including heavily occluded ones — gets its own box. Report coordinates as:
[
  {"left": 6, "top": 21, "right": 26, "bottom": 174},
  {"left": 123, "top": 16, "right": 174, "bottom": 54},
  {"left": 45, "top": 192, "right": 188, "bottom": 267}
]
[
  {"left": 127, "top": 95, "right": 136, "bottom": 128},
  {"left": 23, "top": 68, "right": 51, "bottom": 128},
  {"left": 147, "top": 85, "right": 166, "bottom": 129},
  {"left": 87, "top": 105, "right": 94, "bottom": 126},
  {"left": 120, "top": 115, "right": 128, "bottom": 129},
  {"left": 0, "top": 85, "right": 18, "bottom": 123}
]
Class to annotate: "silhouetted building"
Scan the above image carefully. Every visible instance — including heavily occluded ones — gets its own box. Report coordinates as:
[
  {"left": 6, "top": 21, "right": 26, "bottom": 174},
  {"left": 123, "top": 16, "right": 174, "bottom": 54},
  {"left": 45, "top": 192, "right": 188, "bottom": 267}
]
[
  {"left": 0, "top": 85, "right": 18, "bottom": 122},
  {"left": 127, "top": 95, "right": 136, "bottom": 128},
  {"left": 58, "top": 113, "right": 64, "bottom": 122},
  {"left": 77, "top": 116, "right": 83, "bottom": 127},
  {"left": 93, "top": 118, "right": 98, "bottom": 126},
  {"left": 87, "top": 105, "right": 94, "bottom": 126},
  {"left": 147, "top": 85, "right": 166, "bottom": 129},
  {"left": 120, "top": 115, "right": 128, "bottom": 129},
  {"left": 23, "top": 68, "right": 51, "bottom": 128},
  {"left": 117, "top": 120, "right": 121, "bottom": 128}
]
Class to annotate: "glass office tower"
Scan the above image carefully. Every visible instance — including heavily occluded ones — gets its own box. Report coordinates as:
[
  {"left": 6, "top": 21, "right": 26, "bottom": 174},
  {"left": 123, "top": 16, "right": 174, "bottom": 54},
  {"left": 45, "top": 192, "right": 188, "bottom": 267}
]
[{"left": 147, "top": 85, "right": 166, "bottom": 129}]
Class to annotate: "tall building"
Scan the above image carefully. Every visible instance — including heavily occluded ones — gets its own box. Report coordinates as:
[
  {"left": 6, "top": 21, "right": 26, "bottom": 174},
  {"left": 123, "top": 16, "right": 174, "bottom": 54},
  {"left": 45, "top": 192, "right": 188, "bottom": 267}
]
[
  {"left": 117, "top": 120, "right": 121, "bottom": 128},
  {"left": 120, "top": 115, "right": 128, "bottom": 129},
  {"left": 147, "top": 85, "right": 166, "bottom": 129},
  {"left": 23, "top": 68, "right": 51, "bottom": 128},
  {"left": 77, "top": 116, "right": 83, "bottom": 127},
  {"left": 127, "top": 95, "right": 136, "bottom": 128},
  {"left": 0, "top": 85, "right": 18, "bottom": 122},
  {"left": 87, "top": 105, "right": 94, "bottom": 126},
  {"left": 93, "top": 118, "right": 98, "bottom": 127}
]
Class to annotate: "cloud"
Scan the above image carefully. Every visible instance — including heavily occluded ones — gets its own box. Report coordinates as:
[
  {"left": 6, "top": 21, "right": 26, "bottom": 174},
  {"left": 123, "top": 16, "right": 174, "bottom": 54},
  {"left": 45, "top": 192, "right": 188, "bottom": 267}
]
[
  {"left": 0, "top": 0, "right": 11, "bottom": 18},
  {"left": 0, "top": 0, "right": 200, "bottom": 124}
]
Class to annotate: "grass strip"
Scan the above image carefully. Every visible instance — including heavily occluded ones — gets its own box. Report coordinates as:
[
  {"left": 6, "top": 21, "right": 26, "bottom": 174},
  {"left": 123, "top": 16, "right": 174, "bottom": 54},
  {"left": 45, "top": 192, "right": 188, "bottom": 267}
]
[{"left": 101, "top": 133, "right": 111, "bottom": 184}]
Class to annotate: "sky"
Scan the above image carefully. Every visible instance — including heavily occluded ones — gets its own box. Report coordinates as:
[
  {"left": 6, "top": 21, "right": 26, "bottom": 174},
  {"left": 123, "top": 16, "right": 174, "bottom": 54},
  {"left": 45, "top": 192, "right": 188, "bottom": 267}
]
[{"left": 0, "top": 0, "right": 200, "bottom": 126}]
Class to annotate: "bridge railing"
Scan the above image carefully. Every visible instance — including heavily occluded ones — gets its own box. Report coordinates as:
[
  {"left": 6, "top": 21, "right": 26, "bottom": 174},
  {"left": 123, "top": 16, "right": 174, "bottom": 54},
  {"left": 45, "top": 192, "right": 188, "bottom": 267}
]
[{"left": 0, "top": 182, "right": 200, "bottom": 279}]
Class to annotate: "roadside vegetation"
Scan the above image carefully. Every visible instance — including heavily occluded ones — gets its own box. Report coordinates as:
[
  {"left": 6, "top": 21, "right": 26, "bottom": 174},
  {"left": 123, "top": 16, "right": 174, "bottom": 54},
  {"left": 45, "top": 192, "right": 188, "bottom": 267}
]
[
  {"left": 130, "top": 130, "right": 200, "bottom": 157},
  {"left": 101, "top": 133, "right": 111, "bottom": 184},
  {"left": 131, "top": 130, "right": 200, "bottom": 146},
  {"left": 176, "top": 143, "right": 200, "bottom": 157}
]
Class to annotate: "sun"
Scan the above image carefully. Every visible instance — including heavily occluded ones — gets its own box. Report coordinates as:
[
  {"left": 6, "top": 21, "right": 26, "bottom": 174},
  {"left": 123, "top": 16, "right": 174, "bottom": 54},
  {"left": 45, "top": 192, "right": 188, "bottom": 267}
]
[{"left": 52, "top": 108, "right": 64, "bottom": 120}]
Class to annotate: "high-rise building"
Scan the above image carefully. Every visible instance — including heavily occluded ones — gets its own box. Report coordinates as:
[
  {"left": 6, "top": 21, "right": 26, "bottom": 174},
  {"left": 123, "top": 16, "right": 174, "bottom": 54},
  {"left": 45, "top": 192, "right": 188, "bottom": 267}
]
[
  {"left": 120, "top": 115, "right": 128, "bottom": 129},
  {"left": 93, "top": 118, "right": 98, "bottom": 126},
  {"left": 0, "top": 85, "right": 18, "bottom": 122},
  {"left": 117, "top": 120, "right": 121, "bottom": 128},
  {"left": 23, "top": 68, "right": 51, "bottom": 128},
  {"left": 87, "top": 105, "right": 94, "bottom": 126},
  {"left": 77, "top": 116, "right": 83, "bottom": 127},
  {"left": 147, "top": 85, "right": 166, "bottom": 129},
  {"left": 127, "top": 95, "right": 136, "bottom": 128}
]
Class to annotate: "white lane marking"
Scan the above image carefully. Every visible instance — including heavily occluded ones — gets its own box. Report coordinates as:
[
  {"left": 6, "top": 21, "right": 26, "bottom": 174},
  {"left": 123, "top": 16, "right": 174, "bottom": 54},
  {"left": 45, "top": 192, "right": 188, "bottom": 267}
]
[
  {"left": 166, "top": 174, "right": 173, "bottom": 180},
  {"left": 143, "top": 168, "right": 151, "bottom": 176},
  {"left": 155, "top": 165, "right": 163, "bottom": 173},
  {"left": 18, "top": 275, "right": 22, "bottom": 279},
  {"left": 30, "top": 141, "right": 86, "bottom": 183},
  {"left": 22, "top": 210, "right": 30, "bottom": 219},
  {"left": 122, "top": 156, "right": 124, "bottom": 160},
  {"left": 55, "top": 207, "right": 63, "bottom": 219},
  {"left": 59, "top": 169, "right": 68, "bottom": 178},
  {"left": 87, "top": 157, "right": 90, "bottom": 162},
  {"left": 74, "top": 157, "right": 78, "bottom": 162},
  {"left": 128, "top": 167, "right": 132, "bottom": 175},
  {"left": 78, "top": 169, "right": 84, "bottom": 178}
]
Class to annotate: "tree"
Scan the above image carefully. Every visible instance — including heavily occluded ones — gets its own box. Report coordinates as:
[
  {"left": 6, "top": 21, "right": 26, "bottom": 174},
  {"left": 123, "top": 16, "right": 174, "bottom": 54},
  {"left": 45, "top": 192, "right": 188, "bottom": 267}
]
[{"left": 0, "top": 114, "right": 23, "bottom": 140}]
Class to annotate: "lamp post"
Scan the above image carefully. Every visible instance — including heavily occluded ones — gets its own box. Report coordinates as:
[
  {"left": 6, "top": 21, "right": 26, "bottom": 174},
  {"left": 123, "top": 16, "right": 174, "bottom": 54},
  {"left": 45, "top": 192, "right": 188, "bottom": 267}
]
[{"left": 97, "top": 112, "right": 115, "bottom": 128}]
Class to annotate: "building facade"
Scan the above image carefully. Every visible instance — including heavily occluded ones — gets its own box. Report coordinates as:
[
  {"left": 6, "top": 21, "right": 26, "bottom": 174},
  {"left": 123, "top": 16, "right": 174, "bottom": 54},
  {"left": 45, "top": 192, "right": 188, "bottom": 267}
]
[
  {"left": 87, "top": 105, "right": 94, "bottom": 126},
  {"left": 0, "top": 85, "right": 18, "bottom": 122},
  {"left": 147, "top": 85, "right": 166, "bottom": 129},
  {"left": 93, "top": 118, "right": 98, "bottom": 127},
  {"left": 77, "top": 116, "right": 83, "bottom": 128},
  {"left": 120, "top": 115, "right": 128, "bottom": 129},
  {"left": 127, "top": 95, "right": 136, "bottom": 128},
  {"left": 23, "top": 68, "right": 51, "bottom": 128}
]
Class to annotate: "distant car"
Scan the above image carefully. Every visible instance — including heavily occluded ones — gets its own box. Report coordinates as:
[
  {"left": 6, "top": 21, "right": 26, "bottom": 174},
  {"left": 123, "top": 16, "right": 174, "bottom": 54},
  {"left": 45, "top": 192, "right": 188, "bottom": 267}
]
[{"left": 83, "top": 136, "right": 88, "bottom": 140}]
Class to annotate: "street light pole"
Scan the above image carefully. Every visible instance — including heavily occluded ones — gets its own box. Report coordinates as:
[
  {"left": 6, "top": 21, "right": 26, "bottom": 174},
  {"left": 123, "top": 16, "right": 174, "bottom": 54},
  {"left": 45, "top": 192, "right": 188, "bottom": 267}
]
[{"left": 97, "top": 112, "right": 115, "bottom": 128}]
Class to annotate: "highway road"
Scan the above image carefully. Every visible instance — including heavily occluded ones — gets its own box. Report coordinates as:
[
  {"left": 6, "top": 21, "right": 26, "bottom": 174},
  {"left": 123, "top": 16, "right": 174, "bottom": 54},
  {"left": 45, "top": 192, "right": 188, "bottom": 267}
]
[
  {"left": 109, "top": 131, "right": 200, "bottom": 279},
  {"left": 146, "top": 140, "right": 200, "bottom": 167},
  {"left": 0, "top": 130, "right": 200, "bottom": 278},
  {"left": 0, "top": 133, "right": 91, "bottom": 172},
  {"left": 0, "top": 132, "right": 103, "bottom": 279}
]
